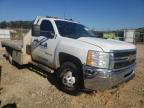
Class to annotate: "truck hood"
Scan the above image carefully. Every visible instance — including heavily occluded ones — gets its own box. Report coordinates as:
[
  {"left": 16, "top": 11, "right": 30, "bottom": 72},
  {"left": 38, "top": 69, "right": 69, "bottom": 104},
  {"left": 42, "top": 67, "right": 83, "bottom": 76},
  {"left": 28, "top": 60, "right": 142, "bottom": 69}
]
[{"left": 77, "top": 37, "right": 136, "bottom": 52}]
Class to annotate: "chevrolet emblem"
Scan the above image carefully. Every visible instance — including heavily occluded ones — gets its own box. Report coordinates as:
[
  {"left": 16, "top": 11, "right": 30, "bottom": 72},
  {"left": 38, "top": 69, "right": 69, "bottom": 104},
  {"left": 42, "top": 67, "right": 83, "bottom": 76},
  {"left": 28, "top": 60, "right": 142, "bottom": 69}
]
[{"left": 127, "top": 55, "right": 133, "bottom": 62}]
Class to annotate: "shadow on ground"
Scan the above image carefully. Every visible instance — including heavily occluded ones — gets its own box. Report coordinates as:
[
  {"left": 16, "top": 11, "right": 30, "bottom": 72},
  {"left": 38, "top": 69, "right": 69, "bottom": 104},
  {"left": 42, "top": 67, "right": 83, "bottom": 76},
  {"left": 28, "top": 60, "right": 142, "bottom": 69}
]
[
  {"left": 1, "top": 103, "right": 17, "bottom": 108},
  {"left": 27, "top": 64, "right": 81, "bottom": 95},
  {"left": 27, "top": 64, "right": 89, "bottom": 96},
  {"left": 2, "top": 54, "right": 94, "bottom": 96}
]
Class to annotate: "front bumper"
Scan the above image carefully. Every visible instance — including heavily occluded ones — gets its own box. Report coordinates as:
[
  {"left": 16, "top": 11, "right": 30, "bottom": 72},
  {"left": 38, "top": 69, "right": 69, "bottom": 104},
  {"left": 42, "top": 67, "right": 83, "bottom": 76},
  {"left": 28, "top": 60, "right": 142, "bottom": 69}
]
[{"left": 83, "top": 63, "right": 136, "bottom": 90}]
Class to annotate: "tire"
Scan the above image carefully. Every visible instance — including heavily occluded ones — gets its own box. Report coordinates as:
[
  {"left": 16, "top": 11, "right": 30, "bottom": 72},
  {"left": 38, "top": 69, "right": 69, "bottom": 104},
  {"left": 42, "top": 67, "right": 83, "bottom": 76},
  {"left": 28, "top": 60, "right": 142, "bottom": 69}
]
[{"left": 57, "top": 62, "right": 81, "bottom": 95}]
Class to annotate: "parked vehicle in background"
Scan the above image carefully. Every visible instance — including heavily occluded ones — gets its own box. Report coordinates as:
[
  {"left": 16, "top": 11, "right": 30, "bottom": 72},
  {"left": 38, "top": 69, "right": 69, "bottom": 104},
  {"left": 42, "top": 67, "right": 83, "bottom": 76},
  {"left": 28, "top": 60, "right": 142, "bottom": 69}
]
[{"left": 1, "top": 16, "right": 136, "bottom": 94}]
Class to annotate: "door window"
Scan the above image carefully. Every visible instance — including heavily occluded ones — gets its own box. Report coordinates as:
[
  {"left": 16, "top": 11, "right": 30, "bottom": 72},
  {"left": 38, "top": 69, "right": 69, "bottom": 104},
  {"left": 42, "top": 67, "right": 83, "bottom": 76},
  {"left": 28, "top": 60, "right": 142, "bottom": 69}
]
[{"left": 40, "top": 20, "right": 54, "bottom": 37}]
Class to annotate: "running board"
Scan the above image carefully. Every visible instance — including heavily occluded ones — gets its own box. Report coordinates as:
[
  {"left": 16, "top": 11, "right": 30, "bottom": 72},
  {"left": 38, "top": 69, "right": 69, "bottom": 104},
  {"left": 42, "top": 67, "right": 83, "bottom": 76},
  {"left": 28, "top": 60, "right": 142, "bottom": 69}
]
[{"left": 31, "top": 61, "right": 54, "bottom": 73}]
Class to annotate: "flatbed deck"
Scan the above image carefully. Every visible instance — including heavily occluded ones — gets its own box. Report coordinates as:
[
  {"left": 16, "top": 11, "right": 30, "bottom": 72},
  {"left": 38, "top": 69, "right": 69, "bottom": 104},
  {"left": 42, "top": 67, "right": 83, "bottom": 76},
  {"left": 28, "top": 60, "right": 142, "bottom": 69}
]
[{"left": 1, "top": 40, "right": 23, "bottom": 51}]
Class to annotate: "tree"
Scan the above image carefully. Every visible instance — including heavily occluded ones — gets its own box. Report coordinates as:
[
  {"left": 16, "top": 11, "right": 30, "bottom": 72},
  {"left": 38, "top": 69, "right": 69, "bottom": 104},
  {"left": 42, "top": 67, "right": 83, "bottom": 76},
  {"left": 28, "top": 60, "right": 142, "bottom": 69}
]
[
  {"left": 0, "top": 21, "right": 7, "bottom": 28},
  {"left": 0, "top": 21, "right": 32, "bottom": 29}
]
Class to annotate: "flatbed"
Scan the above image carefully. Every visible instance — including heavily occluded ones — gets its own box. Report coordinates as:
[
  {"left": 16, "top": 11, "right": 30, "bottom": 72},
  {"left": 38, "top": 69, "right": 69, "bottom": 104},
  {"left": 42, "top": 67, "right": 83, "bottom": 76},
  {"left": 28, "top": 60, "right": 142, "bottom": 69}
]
[{"left": 2, "top": 40, "right": 23, "bottom": 51}]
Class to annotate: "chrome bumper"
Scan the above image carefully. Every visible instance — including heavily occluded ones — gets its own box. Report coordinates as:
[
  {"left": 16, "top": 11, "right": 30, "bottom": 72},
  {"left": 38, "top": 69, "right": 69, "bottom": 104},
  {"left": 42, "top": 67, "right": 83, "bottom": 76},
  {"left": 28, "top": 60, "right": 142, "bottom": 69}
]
[{"left": 83, "top": 63, "right": 136, "bottom": 90}]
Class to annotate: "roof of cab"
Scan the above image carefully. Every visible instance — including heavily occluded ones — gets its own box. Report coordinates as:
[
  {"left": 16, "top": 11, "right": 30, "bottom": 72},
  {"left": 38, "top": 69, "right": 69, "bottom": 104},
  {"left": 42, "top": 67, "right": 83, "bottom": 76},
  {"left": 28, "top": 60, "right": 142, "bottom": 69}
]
[{"left": 36, "top": 16, "right": 79, "bottom": 24}]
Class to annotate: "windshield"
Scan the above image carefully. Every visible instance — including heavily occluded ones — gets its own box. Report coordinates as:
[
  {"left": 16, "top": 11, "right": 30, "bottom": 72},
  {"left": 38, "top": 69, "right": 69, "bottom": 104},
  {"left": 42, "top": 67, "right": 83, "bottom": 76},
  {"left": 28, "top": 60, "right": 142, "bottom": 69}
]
[{"left": 55, "top": 20, "right": 95, "bottom": 39}]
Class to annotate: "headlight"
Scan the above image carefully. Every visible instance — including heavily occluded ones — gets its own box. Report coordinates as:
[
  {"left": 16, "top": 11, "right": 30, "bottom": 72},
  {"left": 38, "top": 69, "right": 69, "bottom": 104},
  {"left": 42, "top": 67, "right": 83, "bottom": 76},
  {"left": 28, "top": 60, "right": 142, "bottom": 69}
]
[{"left": 86, "top": 50, "right": 113, "bottom": 68}]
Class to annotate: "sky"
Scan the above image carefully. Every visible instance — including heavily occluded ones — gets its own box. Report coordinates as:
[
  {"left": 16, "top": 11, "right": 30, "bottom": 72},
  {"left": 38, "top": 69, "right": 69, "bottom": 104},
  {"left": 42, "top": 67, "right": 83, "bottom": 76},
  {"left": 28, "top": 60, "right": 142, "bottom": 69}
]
[{"left": 0, "top": 0, "right": 144, "bottom": 30}]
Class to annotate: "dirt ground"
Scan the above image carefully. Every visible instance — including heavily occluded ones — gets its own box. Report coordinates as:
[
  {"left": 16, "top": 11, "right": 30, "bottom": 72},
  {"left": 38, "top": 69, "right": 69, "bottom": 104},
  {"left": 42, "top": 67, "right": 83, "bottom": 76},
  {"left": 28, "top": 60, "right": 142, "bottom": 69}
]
[{"left": 0, "top": 44, "right": 144, "bottom": 108}]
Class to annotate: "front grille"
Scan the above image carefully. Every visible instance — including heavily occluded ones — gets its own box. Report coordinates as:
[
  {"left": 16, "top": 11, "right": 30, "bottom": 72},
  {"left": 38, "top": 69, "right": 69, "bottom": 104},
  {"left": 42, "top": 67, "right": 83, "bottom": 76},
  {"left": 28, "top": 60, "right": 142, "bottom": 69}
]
[
  {"left": 114, "top": 50, "right": 136, "bottom": 58},
  {"left": 114, "top": 60, "right": 135, "bottom": 69},
  {"left": 112, "top": 50, "right": 136, "bottom": 69}
]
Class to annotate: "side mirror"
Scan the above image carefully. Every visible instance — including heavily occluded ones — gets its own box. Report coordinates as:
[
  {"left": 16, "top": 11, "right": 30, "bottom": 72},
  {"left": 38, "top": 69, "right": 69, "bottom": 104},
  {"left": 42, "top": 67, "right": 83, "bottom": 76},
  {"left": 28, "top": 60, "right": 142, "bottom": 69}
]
[
  {"left": 32, "top": 24, "right": 54, "bottom": 38},
  {"left": 32, "top": 24, "right": 40, "bottom": 36}
]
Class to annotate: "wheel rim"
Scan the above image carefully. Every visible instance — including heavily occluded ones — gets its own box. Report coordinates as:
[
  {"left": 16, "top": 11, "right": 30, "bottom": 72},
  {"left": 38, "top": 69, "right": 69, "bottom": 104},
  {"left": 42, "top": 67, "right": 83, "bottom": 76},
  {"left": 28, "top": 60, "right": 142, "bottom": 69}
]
[{"left": 62, "top": 71, "right": 76, "bottom": 88}]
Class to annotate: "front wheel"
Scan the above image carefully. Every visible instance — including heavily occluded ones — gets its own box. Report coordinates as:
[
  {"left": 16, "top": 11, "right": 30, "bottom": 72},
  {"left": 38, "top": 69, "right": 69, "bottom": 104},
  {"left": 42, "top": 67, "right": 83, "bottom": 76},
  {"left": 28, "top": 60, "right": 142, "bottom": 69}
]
[{"left": 57, "top": 62, "right": 81, "bottom": 95}]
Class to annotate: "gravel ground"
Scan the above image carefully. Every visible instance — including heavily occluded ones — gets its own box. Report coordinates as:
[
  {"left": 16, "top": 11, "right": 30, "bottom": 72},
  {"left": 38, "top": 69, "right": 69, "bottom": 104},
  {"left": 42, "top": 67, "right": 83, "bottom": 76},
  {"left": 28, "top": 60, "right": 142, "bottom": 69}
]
[{"left": 0, "top": 44, "right": 144, "bottom": 108}]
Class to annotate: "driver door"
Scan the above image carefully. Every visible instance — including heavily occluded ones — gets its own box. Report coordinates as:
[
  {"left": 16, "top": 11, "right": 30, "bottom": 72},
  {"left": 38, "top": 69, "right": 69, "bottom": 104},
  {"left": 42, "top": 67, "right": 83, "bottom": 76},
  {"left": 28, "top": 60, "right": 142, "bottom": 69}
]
[{"left": 31, "top": 20, "right": 55, "bottom": 66}]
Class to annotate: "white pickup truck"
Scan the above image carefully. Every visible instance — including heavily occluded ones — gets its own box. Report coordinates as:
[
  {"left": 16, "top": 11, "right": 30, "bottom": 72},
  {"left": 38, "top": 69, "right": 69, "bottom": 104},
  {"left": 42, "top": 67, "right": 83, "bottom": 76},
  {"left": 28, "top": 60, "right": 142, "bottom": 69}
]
[{"left": 1, "top": 16, "right": 136, "bottom": 94}]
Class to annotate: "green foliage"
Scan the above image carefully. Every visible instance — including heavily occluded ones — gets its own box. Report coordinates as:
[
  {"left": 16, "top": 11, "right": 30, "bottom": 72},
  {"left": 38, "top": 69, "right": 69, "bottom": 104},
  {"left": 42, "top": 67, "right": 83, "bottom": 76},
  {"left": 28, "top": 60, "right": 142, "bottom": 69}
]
[
  {"left": 103, "top": 32, "right": 116, "bottom": 39},
  {"left": 0, "top": 21, "right": 32, "bottom": 29},
  {"left": 0, "top": 21, "right": 7, "bottom": 28},
  {"left": 136, "top": 27, "right": 144, "bottom": 32}
]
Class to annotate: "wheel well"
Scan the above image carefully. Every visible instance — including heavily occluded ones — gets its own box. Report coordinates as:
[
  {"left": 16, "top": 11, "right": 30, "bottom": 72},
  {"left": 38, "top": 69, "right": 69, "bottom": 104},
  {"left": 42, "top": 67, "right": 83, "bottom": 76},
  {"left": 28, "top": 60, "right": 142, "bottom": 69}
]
[
  {"left": 59, "top": 53, "right": 83, "bottom": 71},
  {"left": 59, "top": 53, "right": 84, "bottom": 88}
]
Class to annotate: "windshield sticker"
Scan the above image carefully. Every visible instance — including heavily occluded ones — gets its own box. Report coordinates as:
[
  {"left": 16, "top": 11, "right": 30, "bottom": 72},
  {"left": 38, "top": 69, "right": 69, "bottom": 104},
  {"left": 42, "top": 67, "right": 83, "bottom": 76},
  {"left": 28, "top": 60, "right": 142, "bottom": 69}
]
[{"left": 84, "top": 27, "right": 89, "bottom": 31}]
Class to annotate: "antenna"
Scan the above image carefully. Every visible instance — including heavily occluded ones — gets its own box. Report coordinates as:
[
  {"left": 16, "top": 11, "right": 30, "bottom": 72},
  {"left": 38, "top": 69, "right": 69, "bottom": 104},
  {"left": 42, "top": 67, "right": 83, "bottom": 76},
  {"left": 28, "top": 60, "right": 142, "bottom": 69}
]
[{"left": 63, "top": 1, "right": 67, "bottom": 19}]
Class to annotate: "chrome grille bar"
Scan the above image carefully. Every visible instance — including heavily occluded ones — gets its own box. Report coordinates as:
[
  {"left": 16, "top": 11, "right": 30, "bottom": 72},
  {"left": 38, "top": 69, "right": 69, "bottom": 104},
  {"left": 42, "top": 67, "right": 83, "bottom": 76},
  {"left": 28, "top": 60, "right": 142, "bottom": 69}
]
[{"left": 110, "top": 49, "right": 136, "bottom": 69}]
